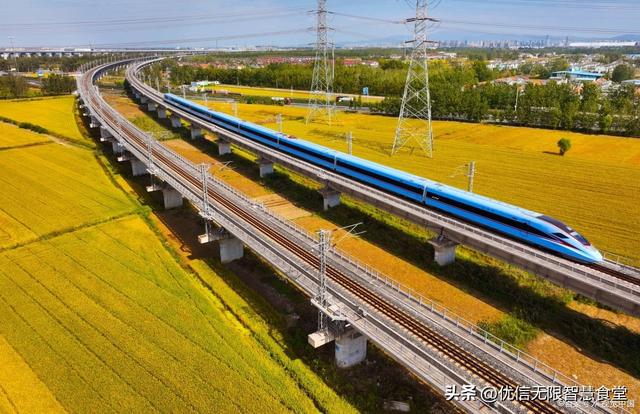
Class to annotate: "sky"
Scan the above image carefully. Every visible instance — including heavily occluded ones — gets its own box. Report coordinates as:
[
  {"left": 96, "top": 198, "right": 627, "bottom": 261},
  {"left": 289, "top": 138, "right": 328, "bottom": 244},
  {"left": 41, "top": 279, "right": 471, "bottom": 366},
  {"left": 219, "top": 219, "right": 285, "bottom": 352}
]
[{"left": 1, "top": 0, "right": 640, "bottom": 48}]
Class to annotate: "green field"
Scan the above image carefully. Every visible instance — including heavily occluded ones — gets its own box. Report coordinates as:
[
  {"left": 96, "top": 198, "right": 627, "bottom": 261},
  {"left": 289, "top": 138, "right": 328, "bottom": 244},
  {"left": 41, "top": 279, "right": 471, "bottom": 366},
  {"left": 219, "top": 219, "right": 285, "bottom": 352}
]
[
  {"left": 203, "top": 101, "right": 640, "bottom": 263},
  {"left": 0, "top": 97, "right": 87, "bottom": 144}
]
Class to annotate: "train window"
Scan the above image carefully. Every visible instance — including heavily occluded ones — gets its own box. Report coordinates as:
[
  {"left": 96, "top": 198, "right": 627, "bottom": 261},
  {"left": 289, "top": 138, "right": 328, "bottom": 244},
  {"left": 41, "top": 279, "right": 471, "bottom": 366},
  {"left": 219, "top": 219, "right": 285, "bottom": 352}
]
[
  {"left": 428, "top": 192, "right": 550, "bottom": 238},
  {"left": 337, "top": 160, "right": 423, "bottom": 194},
  {"left": 570, "top": 231, "right": 591, "bottom": 246},
  {"left": 553, "top": 233, "right": 568, "bottom": 239}
]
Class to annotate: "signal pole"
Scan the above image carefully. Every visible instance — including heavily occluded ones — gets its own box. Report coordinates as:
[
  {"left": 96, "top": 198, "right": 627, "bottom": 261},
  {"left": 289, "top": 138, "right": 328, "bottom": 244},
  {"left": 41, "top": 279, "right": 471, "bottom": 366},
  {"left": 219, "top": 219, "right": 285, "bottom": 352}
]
[
  {"left": 346, "top": 131, "right": 352, "bottom": 155},
  {"left": 306, "top": 0, "right": 335, "bottom": 125},
  {"left": 392, "top": 0, "right": 438, "bottom": 157},
  {"left": 317, "top": 229, "right": 330, "bottom": 332}
]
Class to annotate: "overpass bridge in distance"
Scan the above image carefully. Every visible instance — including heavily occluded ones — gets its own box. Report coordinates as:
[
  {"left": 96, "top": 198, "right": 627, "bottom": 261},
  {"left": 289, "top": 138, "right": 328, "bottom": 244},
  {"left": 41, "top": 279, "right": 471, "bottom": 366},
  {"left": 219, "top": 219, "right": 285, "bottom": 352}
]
[
  {"left": 79, "top": 58, "right": 626, "bottom": 414},
  {"left": 125, "top": 57, "right": 640, "bottom": 317}
]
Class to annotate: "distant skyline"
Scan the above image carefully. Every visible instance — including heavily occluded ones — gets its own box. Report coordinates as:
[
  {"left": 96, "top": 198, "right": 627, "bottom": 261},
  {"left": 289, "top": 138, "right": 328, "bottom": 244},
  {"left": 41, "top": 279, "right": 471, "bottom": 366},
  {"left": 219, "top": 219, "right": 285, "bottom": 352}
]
[{"left": 2, "top": 0, "right": 640, "bottom": 48}]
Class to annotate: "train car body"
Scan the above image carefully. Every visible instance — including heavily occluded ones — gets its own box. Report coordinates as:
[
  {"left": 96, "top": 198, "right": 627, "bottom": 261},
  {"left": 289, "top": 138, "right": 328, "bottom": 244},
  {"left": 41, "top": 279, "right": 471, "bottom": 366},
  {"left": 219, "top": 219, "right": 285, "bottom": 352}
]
[{"left": 164, "top": 93, "right": 603, "bottom": 264}]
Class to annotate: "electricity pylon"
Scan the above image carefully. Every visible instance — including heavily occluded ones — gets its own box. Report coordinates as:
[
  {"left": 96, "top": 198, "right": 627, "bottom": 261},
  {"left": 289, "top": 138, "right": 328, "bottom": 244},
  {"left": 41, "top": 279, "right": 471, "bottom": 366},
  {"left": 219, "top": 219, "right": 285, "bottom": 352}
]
[
  {"left": 306, "top": 0, "right": 335, "bottom": 125},
  {"left": 392, "top": 0, "right": 438, "bottom": 157}
]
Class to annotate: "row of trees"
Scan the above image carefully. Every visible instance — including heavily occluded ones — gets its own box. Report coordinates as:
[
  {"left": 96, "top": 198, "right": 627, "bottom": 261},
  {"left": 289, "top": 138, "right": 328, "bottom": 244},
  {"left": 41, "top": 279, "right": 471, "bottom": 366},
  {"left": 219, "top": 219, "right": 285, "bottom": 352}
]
[
  {"left": 371, "top": 82, "right": 640, "bottom": 136},
  {"left": 166, "top": 59, "right": 505, "bottom": 97},
  {"left": 0, "top": 73, "right": 76, "bottom": 98},
  {"left": 0, "top": 75, "right": 29, "bottom": 98},
  {"left": 0, "top": 56, "right": 94, "bottom": 73},
  {"left": 41, "top": 74, "right": 76, "bottom": 94},
  {"left": 165, "top": 58, "right": 640, "bottom": 137}
]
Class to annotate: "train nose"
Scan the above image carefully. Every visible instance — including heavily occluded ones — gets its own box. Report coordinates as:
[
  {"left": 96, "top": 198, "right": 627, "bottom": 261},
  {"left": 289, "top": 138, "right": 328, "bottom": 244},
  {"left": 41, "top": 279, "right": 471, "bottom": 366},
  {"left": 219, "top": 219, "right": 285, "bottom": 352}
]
[{"left": 587, "top": 246, "right": 603, "bottom": 263}]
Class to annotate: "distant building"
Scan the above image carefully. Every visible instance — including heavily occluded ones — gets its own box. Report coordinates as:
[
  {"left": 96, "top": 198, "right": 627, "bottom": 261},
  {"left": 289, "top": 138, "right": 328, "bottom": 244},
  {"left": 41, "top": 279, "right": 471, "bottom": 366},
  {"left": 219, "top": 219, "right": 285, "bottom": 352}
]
[{"left": 550, "top": 69, "right": 603, "bottom": 82}]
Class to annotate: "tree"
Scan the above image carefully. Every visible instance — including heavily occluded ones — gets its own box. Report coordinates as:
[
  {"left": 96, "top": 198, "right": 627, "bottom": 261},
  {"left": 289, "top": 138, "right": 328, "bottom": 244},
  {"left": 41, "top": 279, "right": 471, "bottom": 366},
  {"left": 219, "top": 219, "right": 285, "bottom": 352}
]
[
  {"left": 557, "top": 138, "right": 572, "bottom": 156},
  {"left": 471, "top": 61, "right": 494, "bottom": 82},
  {"left": 611, "top": 64, "right": 635, "bottom": 83},
  {"left": 41, "top": 74, "right": 76, "bottom": 95},
  {"left": 0, "top": 75, "right": 28, "bottom": 98}
]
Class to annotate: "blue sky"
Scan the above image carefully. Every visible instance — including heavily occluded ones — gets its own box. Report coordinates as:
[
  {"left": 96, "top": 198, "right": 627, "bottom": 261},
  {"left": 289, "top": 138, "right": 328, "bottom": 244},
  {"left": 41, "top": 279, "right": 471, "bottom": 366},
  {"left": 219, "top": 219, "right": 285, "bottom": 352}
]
[{"left": 2, "top": 0, "right": 639, "bottom": 48}]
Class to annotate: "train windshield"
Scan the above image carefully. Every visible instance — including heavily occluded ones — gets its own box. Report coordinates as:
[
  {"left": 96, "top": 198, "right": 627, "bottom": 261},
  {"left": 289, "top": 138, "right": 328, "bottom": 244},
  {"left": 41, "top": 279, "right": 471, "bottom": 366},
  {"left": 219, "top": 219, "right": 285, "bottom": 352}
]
[{"left": 540, "top": 215, "right": 591, "bottom": 246}]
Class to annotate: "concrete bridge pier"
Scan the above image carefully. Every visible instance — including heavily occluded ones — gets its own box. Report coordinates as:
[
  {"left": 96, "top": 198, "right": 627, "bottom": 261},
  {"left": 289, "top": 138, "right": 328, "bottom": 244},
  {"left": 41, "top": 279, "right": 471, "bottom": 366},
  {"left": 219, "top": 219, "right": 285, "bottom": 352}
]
[
  {"left": 219, "top": 236, "right": 244, "bottom": 263},
  {"left": 161, "top": 186, "right": 183, "bottom": 210},
  {"left": 89, "top": 116, "right": 100, "bottom": 128},
  {"left": 147, "top": 102, "right": 157, "bottom": 112},
  {"left": 130, "top": 159, "right": 147, "bottom": 177},
  {"left": 258, "top": 157, "right": 274, "bottom": 178},
  {"left": 190, "top": 125, "right": 203, "bottom": 140},
  {"left": 319, "top": 187, "right": 341, "bottom": 211},
  {"left": 111, "top": 141, "right": 124, "bottom": 155},
  {"left": 335, "top": 328, "right": 367, "bottom": 368},
  {"left": 140, "top": 95, "right": 148, "bottom": 104},
  {"left": 428, "top": 237, "right": 458, "bottom": 266},
  {"left": 99, "top": 126, "right": 112, "bottom": 142},
  {"left": 170, "top": 114, "right": 182, "bottom": 129},
  {"left": 197, "top": 227, "right": 244, "bottom": 263},
  {"left": 216, "top": 139, "right": 231, "bottom": 155},
  {"left": 156, "top": 107, "right": 167, "bottom": 119}
]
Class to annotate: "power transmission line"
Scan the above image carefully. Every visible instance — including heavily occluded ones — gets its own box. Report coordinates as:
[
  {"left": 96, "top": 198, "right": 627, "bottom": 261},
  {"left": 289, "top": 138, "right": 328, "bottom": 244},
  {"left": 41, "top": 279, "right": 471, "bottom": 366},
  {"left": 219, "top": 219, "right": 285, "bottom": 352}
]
[
  {"left": 307, "top": 0, "right": 335, "bottom": 126},
  {"left": 392, "top": 0, "right": 438, "bottom": 157}
]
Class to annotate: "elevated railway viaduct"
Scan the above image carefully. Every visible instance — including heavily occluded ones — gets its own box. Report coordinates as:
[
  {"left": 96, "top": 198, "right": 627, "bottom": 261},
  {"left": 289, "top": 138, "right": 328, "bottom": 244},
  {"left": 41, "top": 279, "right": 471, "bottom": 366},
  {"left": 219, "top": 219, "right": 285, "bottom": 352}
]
[{"left": 78, "top": 58, "right": 632, "bottom": 413}]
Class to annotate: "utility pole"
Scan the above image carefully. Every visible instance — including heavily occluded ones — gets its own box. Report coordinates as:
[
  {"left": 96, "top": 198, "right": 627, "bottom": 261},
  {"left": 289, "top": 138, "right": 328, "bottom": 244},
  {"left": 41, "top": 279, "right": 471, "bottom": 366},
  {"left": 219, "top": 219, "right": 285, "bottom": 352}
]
[
  {"left": 317, "top": 229, "right": 330, "bottom": 332},
  {"left": 466, "top": 161, "right": 475, "bottom": 193},
  {"left": 392, "top": 0, "right": 438, "bottom": 157},
  {"left": 200, "top": 163, "right": 212, "bottom": 240},
  {"left": 346, "top": 131, "right": 352, "bottom": 155},
  {"left": 306, "top": 0, "right": 335, "bottom": 125},
  {"left": 276, "top": 114, "right": 283, "bottom": 132},
  {"left": 8, "top": 36, "right": 17, "bottom": 71},
  {"left": 231, "top": 101, "right": 238, "bottom": 118}
]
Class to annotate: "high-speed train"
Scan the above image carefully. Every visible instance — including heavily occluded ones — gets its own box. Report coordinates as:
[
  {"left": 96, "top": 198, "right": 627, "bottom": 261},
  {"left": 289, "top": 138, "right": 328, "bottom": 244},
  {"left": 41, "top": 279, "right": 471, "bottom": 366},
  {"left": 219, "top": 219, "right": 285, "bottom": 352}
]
[{"left": 164, "top": 93, "right": 603, "bottom": 264}]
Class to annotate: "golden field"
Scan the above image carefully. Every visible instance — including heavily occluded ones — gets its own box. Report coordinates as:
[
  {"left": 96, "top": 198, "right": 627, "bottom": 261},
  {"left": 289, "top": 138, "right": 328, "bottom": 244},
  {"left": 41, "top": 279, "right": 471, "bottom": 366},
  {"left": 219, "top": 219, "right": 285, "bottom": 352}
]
[
  {"left": 202, "top": 101, "right": 640, "bottom": 263},
  {"left": 205, "top": 84, "right": 384, "bottom": 103},
  {"left": 0, "top": 143, "right": 136, "bottom": 249},
  {"left": 0, "top": 98, "right": 355, "bottom": 413},
  {"left": 0, "top": 122, "right": 50, "bottom": 149},
  {"left": 0, "top": 216, "right": 353, "bottom": 413},
  {"left": 0, "top": 97, "right": 87, "bottom": 143}
]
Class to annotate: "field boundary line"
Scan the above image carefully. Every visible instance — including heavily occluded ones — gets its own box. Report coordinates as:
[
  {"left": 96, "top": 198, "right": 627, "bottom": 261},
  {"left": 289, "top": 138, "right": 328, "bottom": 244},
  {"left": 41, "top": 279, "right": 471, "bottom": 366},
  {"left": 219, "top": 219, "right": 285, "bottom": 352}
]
[
  {"left": 0, "top": 141, "right": 53, "bottom": 152},
  {"left": 0, "top": 119, "right": 94, "bottom": 150},
  {"left": 0, "top": 212, "right": 139, "bottom": 254}
]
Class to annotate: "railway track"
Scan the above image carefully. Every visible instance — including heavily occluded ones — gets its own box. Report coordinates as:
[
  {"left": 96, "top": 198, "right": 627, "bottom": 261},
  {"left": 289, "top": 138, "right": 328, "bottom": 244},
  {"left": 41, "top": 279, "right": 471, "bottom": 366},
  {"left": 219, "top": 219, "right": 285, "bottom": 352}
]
[
  {"left": 590, "top": 264, "right": 640, "bottom": 287},
  {"left": 83, "top": 65, "right": 565, "bottom": 414}
]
